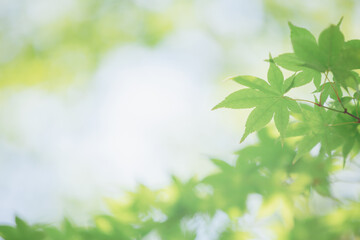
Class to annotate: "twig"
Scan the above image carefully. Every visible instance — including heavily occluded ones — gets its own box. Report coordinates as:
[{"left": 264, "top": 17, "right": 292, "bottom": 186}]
[{"left": 289, "top": 98, "right": 360, "bottom": 122}]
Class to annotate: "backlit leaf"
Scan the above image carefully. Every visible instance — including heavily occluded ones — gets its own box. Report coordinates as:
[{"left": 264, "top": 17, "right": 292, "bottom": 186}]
[
  {"left": 232, "top": 75, "right": 277, "bottom": 94},
  {"left": 318, "top": 24, "right": 344, "bottom": 67},
  {"left": 274, "top": 53, "right": 305, "bottom": 72},
  {"left": 212, "top": 89, "right": 274, "bottom": 110},
  {"left": 274, "top": 101, "right": 289, "bottom": 141},
  {"left": 268, "top": 62, "right": 284, "bottom": 94},
  {"left": 289, "top": 22, "right": 326, "bottom": 72},
  {"left": 241, "top": 99, "right": 278, "bottom": 142}
]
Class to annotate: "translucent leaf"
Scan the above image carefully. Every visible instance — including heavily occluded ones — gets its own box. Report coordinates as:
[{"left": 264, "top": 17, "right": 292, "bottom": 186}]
[
  {"left": 283, "top": 97, "right": 301, "bottom": 113},
  {"left": 292, "top": 70, "right": 317, "bottom": 87},
  {"left": 267, "top": 62, "right": 284, "bottom": 94},
  {"left": 289, "top": 22, "right": 326, "bottom": 72},
  {"left": 283, "top": 73, "right": 297, "bottom": 93},
  {"left": 241, "top": 100, "right": 278, "bottom": 142},
  {"left": 211, "top": 158, "right": 232, "bottom": 171},
  {"left": 274, "top": 102, "right": 289, "bottom": 141},
  {"left": 319, "top": 83, "right": 332, "bottom": 104},
  {"left": 342, "top": 138, "right": 354, "bottom": 164},
  {"left": 313, "top": 71, "right": 322, "bottom": 89},
  {"left": 283, "top": 70, "right": 316, "bottom": 92},
  {"left": 274, "top": 53, "right": 305, "bottom": 71},
  {"left": 293, "top": 135, "right": 320, "bottom": 163},
  {"left": 341, "top": 40, "right": 360, "bottom": 70},
  {"left": 232, "top": 75, "right": 276, "bottom": 94},
  {"left": 212, "top": 89, "right": 274, "bottom": 110},
  {"left": 318, "top": 24, "right": 344, "bottom": 67}
]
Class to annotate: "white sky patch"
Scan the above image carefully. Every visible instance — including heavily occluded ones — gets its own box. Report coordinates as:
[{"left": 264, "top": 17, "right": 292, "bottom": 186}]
[
  {"left": 195, "top": 0, "right": 264, "bottom": 37},
  {"left": 134, "top": 0, "right": 174, "bottom": 12}
]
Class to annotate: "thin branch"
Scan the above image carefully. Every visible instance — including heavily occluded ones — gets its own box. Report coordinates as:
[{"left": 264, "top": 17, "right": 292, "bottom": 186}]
[
  {"left": 343, "top": 108, "right": 360, "bottom": 121},
  {"left": 289, "top": 71, "right": 360, "bottom": 122},
  {"left": 288, "top": 98, "right": 360, "bottom": 122}
]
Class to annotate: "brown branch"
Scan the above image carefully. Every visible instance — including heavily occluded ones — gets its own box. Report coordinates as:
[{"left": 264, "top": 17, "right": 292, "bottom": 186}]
[{"left": 289, "top": 98, "right": 360, "bottom": 122}]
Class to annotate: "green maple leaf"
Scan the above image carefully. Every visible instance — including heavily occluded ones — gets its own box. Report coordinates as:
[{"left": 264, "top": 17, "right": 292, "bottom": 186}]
[
  {"left": 290, "top": 105, "right": 349, "bottom": 163},
  {"left": 332, "top": 40, "right": 360, "bottom": 89},
  {"left": 240, "top": 99, "right": 278, "bottom": 142},
  {"left": 214, "top": 61, "right": 300, "bottom": 142},
  {"left": 231, "top": 75, "right": 278, "bottom": 94},
  {"left": 212, "top": 89, "right": 276, "bottom": 110},
  {"left": 274, "top": 101, "right": 289, "bottom": 142},
  {"left": 273, "top": 53, "right": 305, "bottom": 72},
  {"left": 282, "top": 69, "right": 322, "bottom": 93},
  {"left": 289, "top": 22, "right": 327, "bottom": 72},
  {"left": 273, "top": 53, "right": 322, "bottom": 90},
  {"left": 268, "top": 59, "right": 284, "bottom": 93},
  {"left": 318, "top": 23, "right": 344, "bottom": 68},
  {"left": 340, "top": 40, "right": 360, "bottom": 70},
  {"left": 283, "top": 20, "right": 360, "bottom": 90}
]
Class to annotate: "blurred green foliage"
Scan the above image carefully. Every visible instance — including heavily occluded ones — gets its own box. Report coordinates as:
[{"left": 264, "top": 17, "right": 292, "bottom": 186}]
[{"left": 1, "top": 129, "right": 359, "bottom": 239}]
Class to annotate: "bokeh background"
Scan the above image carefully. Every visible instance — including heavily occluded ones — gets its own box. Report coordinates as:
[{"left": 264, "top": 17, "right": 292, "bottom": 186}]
[{"left": 0, "top": 0, "right": 359, "bottom": 226}]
